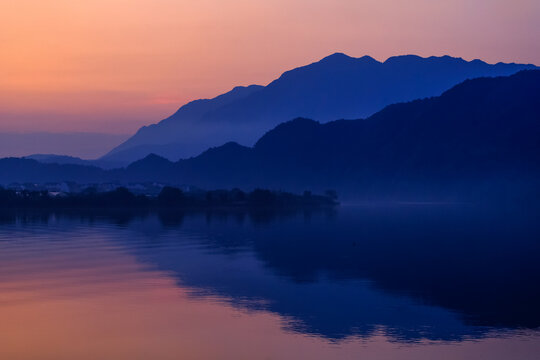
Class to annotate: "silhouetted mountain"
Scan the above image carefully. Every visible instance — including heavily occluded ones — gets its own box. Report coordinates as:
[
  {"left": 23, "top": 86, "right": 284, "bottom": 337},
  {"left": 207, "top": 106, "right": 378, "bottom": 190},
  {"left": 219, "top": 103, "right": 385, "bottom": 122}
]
[
  {"left": 25, "top": 154, "right": 124, "bottom": 169},
  {"left": 25, "top": 154, "right": 89, "bottom": 166},
  {"left": 0, "top": 157, "right": 115, "bottom": 184},
  {"left": 103, "top": 53, "right": 537, "bottom": 163},
  {"left": 0, "top": 132, "right": 128, "bottom": 160},
  {"left": 104, "top": 85, "right": 264, "bottom": 162},
  {"left": 124, "top": 154, "right": 175, "bottom": 181},
  {"left": 142, "top": 70, "right": 540, "bottom": 200},
  {"left": 1, "top": 71, "right": 539, "bottom": 202}
]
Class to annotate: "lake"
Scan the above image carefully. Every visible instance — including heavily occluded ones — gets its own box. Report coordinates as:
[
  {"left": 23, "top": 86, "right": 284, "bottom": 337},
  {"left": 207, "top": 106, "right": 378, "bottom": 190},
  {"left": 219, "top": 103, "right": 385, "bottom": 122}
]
[{"left": 0, "top": 205, "right": 539, "bottom": 359}]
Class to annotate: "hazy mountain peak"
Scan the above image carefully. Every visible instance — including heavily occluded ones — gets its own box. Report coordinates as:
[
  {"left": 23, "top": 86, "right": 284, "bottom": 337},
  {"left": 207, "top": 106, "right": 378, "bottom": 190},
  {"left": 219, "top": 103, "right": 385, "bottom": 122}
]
[
  {"left": 470, "top": 58, "right": 488, "bottom": 65},
  {"left": 25, "top": 154, "right": 84, "bottom": 162},
  {"left": 231, "top": 84, "right": 264, "bottom": 92},
  {"left": 319, "top": 52, "right": 354, "bottom": 63},
  {"left": 2, "top": 71, "right": 540, "bottom": 200},
  {"left": 130, "top": 153, "right": 170, "bottom": 165},
  {"left": 191, "top": 142, "right": 251, "bottom": 163},
  {"left": 319, "top": 52, "right": 379, "bottom": 64},
  {"left": 321, "top": 52, "right": 350, "bottom": 59},
  {"left": 126, "top": 153, "right": 172, "bottom": 172},
  {"left": 168, "top": 84, "right": 264, "bottom": 119},
  {"left": 432, "top": 54, "right": 465, "bottom": 61},
  {"left": 103, "top": 53, "right": 537, "bottom": 164},
  {"left": 384, "top": 54, "right": 424, "bottom": 64},
  {"left": 142, "top": 153, "right": 169, "bottom": 161},
  {"left": 199, "top": 141, "right": 249, "bottom": 155},
  {"left": 384, "top": 54, "right": 466, "bottom": 65},
  {"left": 265, "top": 117, "right": 319, "bottom": 133}
]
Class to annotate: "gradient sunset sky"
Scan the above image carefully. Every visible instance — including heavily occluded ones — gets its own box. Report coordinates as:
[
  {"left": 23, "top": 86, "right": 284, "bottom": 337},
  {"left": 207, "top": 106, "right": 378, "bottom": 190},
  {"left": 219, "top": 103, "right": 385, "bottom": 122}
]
[{"left": 1, "top": 0, "right": 539, "bottom": 134}]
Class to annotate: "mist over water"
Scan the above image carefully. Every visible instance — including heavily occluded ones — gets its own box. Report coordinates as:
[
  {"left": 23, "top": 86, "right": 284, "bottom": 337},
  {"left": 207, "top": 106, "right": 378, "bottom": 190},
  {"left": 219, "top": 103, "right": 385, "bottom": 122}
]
[{"left": 0, "top": 205, "right": 539, "bottom": 359}]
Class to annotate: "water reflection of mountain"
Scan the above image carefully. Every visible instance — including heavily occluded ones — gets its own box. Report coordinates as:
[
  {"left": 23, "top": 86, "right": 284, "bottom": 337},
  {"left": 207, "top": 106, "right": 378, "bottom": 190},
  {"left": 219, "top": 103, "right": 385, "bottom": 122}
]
[{"left": 3, "top": 206, "right": 540, "bottom": 342}]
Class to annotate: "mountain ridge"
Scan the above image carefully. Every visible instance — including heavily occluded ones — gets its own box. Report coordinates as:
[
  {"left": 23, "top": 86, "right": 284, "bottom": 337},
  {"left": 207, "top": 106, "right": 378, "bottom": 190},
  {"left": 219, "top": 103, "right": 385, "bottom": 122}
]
[
  {"left": 103, "top": 53, "right": 537, "bottom": 163},
  {"left": 2, "top": 70, "right": 539, "bottom": 202}
]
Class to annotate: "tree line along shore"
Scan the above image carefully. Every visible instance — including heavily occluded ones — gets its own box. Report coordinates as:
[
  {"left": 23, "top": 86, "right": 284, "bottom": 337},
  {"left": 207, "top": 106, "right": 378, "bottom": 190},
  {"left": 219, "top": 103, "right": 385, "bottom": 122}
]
[{"left": 0, "top": 186, "right": 339, "bottom": 209}]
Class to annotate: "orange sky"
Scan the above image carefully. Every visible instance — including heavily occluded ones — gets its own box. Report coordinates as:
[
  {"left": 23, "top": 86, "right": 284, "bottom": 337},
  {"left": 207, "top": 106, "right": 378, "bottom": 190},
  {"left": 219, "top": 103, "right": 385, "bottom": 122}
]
[{"left": 1, "top": 0, "right": 539, "bottom": 134}]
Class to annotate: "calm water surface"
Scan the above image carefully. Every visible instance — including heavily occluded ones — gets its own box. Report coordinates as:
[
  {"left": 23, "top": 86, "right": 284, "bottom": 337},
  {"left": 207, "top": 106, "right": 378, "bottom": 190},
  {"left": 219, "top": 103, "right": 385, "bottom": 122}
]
[{"left": 0, "top": 205, "right": 539, "bottom": 359}]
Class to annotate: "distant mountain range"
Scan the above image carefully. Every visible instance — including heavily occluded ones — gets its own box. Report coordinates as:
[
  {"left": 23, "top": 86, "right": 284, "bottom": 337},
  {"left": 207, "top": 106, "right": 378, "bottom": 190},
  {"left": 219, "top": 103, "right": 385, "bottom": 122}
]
[
  {"left": 2, "top": 70, "right": 539, "bottom": 202},
  {"left": 24, "top": 154, "right": 123, "bottom": 170},
  {"left": 0, "top": 132, "right": 129, "bottom": 160},
  {"left": 102, "top": 53, "right": 537, "bottom": 163}
]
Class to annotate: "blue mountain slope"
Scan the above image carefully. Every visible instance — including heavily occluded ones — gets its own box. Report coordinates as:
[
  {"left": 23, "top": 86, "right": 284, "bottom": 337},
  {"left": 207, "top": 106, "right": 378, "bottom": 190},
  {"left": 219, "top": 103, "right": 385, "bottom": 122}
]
[
  {"left": 106, "top": 85, "right": 263, "bottom": 162},
  {"left": 25, "top": 154, "right": 124, "bottom": 170},
  {"left": 2, "top": 71, "right": 539, "bottom": 202},
  {"left": 103, "top": 53, "right": 537, "bottom": 163}
]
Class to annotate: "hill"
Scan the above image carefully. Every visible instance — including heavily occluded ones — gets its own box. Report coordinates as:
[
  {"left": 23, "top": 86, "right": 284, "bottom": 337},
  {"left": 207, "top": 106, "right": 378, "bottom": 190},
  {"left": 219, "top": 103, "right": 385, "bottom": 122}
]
[
  {"left": 103, "top": 54, "right": 537, "bottom": 163},
  {"left": 1, "top": 71, "right": 539, "bottom": 202},
  {"left": 25, "top": 154, "right": 124, "bottom": 169}
]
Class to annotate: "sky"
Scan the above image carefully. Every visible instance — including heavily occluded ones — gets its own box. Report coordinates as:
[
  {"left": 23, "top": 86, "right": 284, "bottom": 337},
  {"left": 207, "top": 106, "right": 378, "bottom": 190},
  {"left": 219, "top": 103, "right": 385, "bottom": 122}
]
[{"left": 1, "top": 0, "right": 539, "bottom": 135}]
